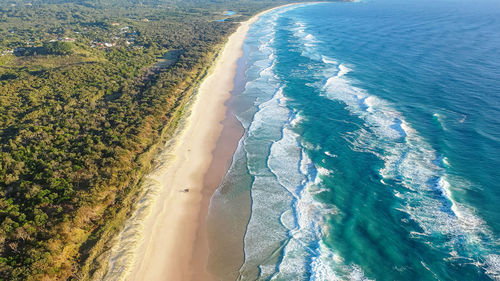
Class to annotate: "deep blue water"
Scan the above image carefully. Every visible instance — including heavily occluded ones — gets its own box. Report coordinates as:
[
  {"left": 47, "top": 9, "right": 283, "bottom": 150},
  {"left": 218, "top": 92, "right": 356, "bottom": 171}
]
[{"left": 220, "top": 1, "right": 500, "bottom": 280}]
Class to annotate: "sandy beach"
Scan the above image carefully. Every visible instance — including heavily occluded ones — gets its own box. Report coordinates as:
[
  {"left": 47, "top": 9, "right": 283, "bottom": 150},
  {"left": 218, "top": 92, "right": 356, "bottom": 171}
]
[
  {"left": 113, "top": 6, "right": 285, "bottom": 281},
  {"left": 125, "top": 24, "right": 250, "bottom": 281}
]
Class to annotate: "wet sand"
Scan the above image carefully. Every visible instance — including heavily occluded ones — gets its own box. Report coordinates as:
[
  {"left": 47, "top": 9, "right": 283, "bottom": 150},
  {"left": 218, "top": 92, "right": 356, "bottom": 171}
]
[
  {"left": 109, "top": 4, "right": 300, "bottom": 281},
  {"left": 124, "top": 11, "right": 259, "bottom": 281},
  {"left": 190, "top": 98, "right": 246, "bottom": 281}
]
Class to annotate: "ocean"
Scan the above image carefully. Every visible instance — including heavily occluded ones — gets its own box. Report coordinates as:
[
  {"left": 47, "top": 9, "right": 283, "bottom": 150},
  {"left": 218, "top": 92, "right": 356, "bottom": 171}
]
[{"left": 209, "top": 0, "right": 500, "bottom": 280}]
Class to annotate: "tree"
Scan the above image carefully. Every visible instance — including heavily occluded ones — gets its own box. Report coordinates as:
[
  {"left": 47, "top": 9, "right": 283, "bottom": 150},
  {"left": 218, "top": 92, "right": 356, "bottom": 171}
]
[{"left": 43, "top": 41, "right": 73, "bottom": 55}]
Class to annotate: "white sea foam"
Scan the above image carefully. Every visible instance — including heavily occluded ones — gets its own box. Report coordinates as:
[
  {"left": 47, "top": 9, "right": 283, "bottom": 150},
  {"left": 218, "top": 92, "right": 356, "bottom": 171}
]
[
  {"left": 433, "top": 111, "right": 468, "bottom": 130},
  {"left": 394, "top": 190, "right": 404, "bottom": 199},
  {"left": 310, "top": 241, "right": 374, "bottom": 281},
  {"left": 239, "top": 14, "right": 372, "bottom": 277},
  {"left": 238, "top": 10, "right": 297, "bottom": 280},
  {"left": 245, "top": 5, "right": 498, "bottom": 280},
  {"left": 290, "top": 21, "right": 323, "bottom": 61},
  {"left": 319, "top": 52, "right": 500, "bottom": 278},
  {"left": 290, "top": 112, "right": 304, "bottom": 127},
  {"left": 337, "top": 64, "right": 351, "bottom": 77},
  {"left": 322, "top": 55, "right": 338, "bottom": 65},
  {"left": 325, "top": 151, "right": 337, "bottom": 158},
  {"left": 317, "top": 166, "right": 334, "bottom": 177},
  {"left": 267, "top": 122, "right": 368, "bottom": 281},
  {"left": 443, "top": 157, "right": 450, "bottom": 167},
  {"left": 484, "top": 254, "right": 500, "bottom": 280},
  {"left": 433, "top": 112, "right": 446, "bottom": 130}
]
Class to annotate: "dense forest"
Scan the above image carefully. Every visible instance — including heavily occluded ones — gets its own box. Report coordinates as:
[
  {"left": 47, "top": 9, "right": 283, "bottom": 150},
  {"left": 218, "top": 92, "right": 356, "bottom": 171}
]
[{"left": 0, "top": 0, "right": 337, "bottom": 280}]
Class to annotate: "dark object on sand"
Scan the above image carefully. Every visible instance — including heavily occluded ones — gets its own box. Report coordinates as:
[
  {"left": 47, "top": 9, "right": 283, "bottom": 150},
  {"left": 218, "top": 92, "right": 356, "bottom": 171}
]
[{"left": 183, "top": 188, "right": 190, "bottom": 192}]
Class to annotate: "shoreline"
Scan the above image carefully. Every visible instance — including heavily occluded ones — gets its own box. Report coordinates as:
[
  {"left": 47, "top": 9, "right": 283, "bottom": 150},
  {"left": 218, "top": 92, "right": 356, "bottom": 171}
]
[
  {"left": 187, "top": 4, "right": 313, "bottom": 280},
  {"left": 126, "top": 17, "right": 254, "bottom": 280},
  {"left": 103, "top": 3, "right": 306, "bottom": 281},
  {"left": 112, "top": 6, "right": 274, "bottom": 281}
]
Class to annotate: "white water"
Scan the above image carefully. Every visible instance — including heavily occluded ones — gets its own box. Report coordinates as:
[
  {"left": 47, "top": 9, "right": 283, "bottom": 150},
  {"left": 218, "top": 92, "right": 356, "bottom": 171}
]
[
  {"left": 236, "top": 7, "right": 370, "bottom": 280},
  {"left": 284, "top": 10, "right": 500, "bottom": 278},
  {"left": 319, "top": 55, "right": 500, "bottom": 278}
]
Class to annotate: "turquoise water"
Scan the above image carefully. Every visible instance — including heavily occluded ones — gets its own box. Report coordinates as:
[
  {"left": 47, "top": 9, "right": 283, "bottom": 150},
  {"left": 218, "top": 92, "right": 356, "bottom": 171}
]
[{"left": 221, "top": 1, "right": 500, "bottom": 280}]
